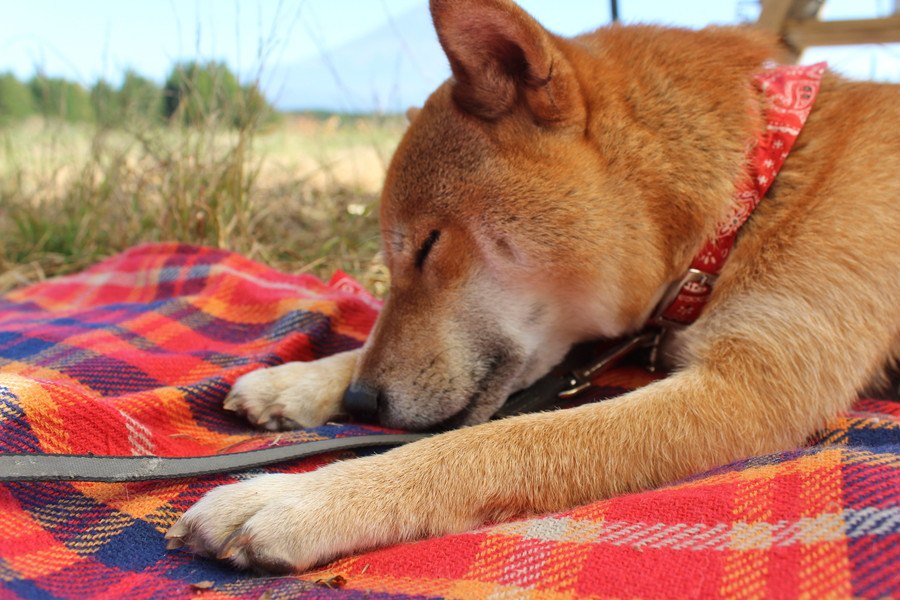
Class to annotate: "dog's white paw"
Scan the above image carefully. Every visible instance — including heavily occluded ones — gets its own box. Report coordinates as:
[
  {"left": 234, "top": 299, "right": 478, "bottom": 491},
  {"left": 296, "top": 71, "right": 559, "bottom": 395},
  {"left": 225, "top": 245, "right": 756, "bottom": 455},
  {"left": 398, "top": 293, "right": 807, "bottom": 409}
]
[
  {"left": 167, "top": 426, "right": 499, "bottom": 573},
  {"left": 167, "top": 472, "right": 341, "bottom": 573},
  {"left": 224, "top": 350, "right": 358, "bottom": 430},
  {"left": 166, "top": 454, "right": 440, "bottom": 573}
]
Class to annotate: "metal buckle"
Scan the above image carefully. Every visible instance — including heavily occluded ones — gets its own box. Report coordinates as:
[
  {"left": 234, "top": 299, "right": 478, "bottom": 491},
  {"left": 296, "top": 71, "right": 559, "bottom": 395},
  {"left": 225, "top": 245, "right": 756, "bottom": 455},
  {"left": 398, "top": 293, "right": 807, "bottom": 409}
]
[
  {"left": 649, "top": 267, "right": 718, "bottom": 329},
  {"left": 528, "top": 268, "right": 720, "bottom": 404},
  {"left": 558, "top": 330, "right": 659, "bottom": 399}
]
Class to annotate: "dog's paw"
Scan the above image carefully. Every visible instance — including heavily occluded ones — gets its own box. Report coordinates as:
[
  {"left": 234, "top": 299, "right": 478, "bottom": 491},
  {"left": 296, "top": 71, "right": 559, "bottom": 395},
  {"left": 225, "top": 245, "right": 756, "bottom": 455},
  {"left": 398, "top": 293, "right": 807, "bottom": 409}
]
[
  {"left": 224, "top": 350, "right": 358, "bottom": 430},
  {"left": 166, "top": 455, "right": 436, "bottom": 573},
  {"left": 166, "top": 434, "right": 492, "bottom": 573},
  {"left": 166, "top": 472, "right": 336, "bottom": 573}
]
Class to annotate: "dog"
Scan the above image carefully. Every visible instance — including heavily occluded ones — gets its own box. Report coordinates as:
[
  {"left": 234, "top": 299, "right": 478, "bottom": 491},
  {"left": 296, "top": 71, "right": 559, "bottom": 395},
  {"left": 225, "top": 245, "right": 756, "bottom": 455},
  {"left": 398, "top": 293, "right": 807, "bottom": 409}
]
[{"left": 167, "top": 0, "right": 900, "bottom": 573}]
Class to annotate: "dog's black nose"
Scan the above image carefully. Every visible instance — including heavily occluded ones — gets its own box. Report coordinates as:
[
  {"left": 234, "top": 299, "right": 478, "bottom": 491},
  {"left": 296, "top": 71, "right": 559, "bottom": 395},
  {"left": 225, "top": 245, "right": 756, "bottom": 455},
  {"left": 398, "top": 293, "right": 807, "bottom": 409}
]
[{"left": 342, "top": 382, "right": 380, "bottom": 422}]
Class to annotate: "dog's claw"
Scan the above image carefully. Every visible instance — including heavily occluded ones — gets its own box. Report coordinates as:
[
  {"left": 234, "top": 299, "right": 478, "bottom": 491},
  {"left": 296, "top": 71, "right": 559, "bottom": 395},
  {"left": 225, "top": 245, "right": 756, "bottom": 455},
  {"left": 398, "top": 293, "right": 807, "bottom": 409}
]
[
  {"left": 218, "top": 530, "right": 251, "bottom": 561},
  {"left": 256, "top": 403, "right": 285, "bottom": 426},
  {"left": 166, "top": 537, "right": 185, "bottom": 550},
  {"left": 166, "top": 520, "right": 188, "bottom": 540},
  {"left": 165, "top": 521, "right": 190, "bottom": 551},
  {"left": 222, "top": 393, "right": 241, "bottom": 412}
]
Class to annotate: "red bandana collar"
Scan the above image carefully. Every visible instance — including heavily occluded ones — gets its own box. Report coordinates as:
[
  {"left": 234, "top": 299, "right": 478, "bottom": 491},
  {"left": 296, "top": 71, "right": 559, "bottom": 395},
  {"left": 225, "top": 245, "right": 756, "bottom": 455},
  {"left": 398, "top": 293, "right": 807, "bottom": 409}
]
[{"left": 653, "top": 62, "right": 827, "bottom": 327}]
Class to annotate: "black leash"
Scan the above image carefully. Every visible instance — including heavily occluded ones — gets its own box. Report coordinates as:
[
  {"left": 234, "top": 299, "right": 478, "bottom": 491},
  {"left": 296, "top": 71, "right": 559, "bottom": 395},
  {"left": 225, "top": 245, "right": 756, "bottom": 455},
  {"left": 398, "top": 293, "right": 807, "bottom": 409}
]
[
  {"left": 0, "top": 333, "right": 657, "bottom": 483},
  {"left": 0, "top": 434, "right": 428, "bottom": 483}
]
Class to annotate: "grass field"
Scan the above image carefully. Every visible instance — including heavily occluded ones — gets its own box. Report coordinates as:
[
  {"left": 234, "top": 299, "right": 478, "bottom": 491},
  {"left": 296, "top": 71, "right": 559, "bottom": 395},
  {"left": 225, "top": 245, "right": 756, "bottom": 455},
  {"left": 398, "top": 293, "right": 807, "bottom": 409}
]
[{"left": 0, "top": 113, "right": 406, "bottom": 295}]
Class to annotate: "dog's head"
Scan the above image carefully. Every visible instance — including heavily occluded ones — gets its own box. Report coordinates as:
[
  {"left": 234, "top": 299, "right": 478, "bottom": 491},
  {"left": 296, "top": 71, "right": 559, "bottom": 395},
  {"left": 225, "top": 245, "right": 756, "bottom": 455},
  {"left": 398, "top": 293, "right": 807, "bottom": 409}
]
[{"left": 345, "top": 0, "right": 774, "bottom": 430}]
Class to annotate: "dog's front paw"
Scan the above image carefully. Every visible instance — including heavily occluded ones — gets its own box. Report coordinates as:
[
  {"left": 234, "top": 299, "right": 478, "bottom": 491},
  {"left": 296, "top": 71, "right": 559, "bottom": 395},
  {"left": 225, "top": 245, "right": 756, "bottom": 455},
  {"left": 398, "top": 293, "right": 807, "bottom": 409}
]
[
  {"left": 224, "top": 350, "right": 359, "bottom": 430},
  {"left": 166, "top": 472, "right": 342, "bottom": 573},
  {"left": 167, "top": 434, "right": 492, "bottom": 573},
  {"left": 166, "top": 454, "right": 448, "bottom": 573}
]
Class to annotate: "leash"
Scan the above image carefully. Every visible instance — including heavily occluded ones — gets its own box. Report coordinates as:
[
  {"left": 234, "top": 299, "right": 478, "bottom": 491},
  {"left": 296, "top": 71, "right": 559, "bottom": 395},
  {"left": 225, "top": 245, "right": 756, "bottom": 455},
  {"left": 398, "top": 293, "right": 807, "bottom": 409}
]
[
  {"left": 0, "top": 335, "right": 650, "bottom": 483},
  {"left": 2, "top": 337, "right": 648, "bottom": 482},
  {"left": 0, "top": 435, "right": 428, "bottom": 483},
  {"left": 0, "top": 64, "right": 826, "bottom": 483},
  {"left": 0, "top": 331, "right": 660, "bottom": 482}
]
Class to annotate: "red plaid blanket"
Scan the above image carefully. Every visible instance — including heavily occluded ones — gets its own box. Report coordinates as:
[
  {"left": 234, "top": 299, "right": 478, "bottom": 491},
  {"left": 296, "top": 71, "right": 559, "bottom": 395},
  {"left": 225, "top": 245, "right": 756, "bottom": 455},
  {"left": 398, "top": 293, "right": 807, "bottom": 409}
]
[{"left": 1, "top": 244, "right": 897, "bottom": 599}]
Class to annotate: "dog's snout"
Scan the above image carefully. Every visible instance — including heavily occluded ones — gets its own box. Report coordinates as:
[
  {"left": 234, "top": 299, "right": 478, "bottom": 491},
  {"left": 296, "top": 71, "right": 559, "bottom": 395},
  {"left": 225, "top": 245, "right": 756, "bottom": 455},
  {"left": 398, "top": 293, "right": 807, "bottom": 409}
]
[{"left": 342, "top": 382, "right": 381, "bottom": 422}]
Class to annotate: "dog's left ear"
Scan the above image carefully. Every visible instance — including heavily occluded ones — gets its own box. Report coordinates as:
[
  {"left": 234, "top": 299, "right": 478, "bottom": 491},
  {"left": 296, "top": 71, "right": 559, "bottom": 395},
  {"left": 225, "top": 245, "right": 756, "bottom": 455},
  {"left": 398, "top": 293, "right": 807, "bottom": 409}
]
[{"left": 430, "top": 0, "right": 584, "bottom": 125}]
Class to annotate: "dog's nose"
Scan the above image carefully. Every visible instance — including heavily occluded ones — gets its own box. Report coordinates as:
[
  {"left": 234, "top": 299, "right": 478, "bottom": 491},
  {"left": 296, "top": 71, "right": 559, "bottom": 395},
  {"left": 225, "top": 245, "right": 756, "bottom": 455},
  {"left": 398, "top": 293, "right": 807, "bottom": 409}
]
[{"left": 342, "top": 382, "right": 380, "bottom": 422}]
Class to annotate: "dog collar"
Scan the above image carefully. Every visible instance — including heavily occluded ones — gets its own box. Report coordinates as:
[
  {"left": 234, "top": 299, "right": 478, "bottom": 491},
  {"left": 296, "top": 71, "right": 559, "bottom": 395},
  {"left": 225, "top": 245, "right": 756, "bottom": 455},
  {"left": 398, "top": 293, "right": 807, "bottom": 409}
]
[
  {"left": 501, "top": 63, "right": 829, "bottom": 415},
  {"left": 652, "top": 62, "right": 827, "bottom": 327}
]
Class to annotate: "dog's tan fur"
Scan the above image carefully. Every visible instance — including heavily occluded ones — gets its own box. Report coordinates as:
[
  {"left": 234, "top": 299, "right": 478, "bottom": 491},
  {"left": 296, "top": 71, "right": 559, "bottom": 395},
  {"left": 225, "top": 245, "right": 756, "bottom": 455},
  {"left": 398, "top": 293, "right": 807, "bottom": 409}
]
[{"left": 168, "top": 0, "right": 900, "bottom": 573}]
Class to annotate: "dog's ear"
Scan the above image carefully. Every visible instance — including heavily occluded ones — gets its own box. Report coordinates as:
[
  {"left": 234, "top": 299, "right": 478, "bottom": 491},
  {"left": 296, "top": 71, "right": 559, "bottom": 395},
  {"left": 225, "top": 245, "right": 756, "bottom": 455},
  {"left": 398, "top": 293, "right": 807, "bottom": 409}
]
[
  {"left": 405, "top": 106, "right": 421, "bottom": 123},
  {"left": 430, "top": 0, "right": 583, "bottom": 125}
]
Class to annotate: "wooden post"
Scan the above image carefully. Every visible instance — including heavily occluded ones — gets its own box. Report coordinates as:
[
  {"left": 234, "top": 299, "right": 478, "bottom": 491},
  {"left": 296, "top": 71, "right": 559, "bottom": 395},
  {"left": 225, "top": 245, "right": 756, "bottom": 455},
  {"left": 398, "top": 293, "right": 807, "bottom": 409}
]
[
  {"left": 787, "top": 16, "right": 900, "bottom": 47},
  {"left": 757, "top": 0, "right": 795, "bottom": 32},
  {"left": 757, "top": 0, "right": 823, "bottom": 61},
  {"left": 758, "top": 0, "right": 900, "bottom": 62}
]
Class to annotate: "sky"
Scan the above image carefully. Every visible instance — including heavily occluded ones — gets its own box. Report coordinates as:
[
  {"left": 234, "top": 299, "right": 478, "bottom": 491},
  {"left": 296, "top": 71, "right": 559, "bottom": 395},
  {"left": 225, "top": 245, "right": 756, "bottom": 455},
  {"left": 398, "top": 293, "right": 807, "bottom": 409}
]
[{"left": 1, "top": 0, "right": 898, "bottom": 109}]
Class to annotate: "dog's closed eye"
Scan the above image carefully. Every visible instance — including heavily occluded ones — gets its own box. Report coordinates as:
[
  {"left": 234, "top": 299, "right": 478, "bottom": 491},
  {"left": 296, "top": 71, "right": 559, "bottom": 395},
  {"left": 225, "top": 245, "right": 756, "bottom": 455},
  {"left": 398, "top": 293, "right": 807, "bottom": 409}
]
[{"left": 415, "top": 230, "right": 441, "bottom": 269}]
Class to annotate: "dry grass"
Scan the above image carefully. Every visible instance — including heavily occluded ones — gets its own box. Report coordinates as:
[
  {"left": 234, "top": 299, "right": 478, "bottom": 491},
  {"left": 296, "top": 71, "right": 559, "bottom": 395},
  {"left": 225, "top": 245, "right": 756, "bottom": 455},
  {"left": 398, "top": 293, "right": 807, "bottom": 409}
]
[{"left": 0, "top": 113, "right": 406, "bottom": 296}]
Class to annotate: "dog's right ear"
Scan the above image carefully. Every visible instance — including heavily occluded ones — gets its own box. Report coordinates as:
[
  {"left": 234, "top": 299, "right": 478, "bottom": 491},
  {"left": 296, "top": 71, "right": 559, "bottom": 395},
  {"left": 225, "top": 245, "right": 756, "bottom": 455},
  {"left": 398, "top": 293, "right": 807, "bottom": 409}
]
[{"left": 430, "top": 0, "right": 584, "bottom": 125}]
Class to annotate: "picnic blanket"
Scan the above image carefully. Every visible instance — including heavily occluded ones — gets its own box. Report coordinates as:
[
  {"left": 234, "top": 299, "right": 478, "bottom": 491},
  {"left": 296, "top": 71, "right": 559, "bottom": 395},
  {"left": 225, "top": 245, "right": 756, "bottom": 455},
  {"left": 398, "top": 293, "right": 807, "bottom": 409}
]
[{"left": 0, "top": 243, "right": 897, "bottom": 599}]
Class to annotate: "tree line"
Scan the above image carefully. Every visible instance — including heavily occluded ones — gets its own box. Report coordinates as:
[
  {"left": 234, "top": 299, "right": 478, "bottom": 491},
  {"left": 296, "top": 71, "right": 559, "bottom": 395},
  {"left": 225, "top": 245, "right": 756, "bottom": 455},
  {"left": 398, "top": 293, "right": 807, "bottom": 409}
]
[{"left": 0, "top": 61, "right": 274, "bottom": 128}]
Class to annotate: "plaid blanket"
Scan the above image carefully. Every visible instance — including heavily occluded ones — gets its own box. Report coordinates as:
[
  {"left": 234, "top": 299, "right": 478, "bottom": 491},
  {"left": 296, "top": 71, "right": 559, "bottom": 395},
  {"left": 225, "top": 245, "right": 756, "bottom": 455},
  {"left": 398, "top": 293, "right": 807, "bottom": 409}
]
[{"left": 0, "top": 243, "right": 897, "bottom": 599}]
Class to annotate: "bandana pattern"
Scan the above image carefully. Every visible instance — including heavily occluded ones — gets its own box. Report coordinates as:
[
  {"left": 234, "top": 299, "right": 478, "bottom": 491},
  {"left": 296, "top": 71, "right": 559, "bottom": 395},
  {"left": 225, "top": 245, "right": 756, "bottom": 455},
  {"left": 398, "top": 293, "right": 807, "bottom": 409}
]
[{"left": 659, "top": 62, "right": 828, "bottom": 325}]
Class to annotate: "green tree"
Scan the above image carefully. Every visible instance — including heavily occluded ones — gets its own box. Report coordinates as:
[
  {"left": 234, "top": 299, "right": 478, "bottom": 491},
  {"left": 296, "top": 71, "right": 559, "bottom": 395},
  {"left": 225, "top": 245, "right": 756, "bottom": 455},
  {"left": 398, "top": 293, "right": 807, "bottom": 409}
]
[
  {"left": 30, "top": 75, "right": 94, "bottom": 122},
  {"left": 119, "top": 69, "right": 162, "bottom": 122},
  {"left": 90, "top": 79, "right": 122, "bottom": 126},
  {"left": 163, "top": 61, "right": 272, "bottom": 127},
  {"left": 0, "top": 73, "right": 34, "bottom": 123},
  {"left": 237, "top": 83, "right": 274, "bottom": 128}
]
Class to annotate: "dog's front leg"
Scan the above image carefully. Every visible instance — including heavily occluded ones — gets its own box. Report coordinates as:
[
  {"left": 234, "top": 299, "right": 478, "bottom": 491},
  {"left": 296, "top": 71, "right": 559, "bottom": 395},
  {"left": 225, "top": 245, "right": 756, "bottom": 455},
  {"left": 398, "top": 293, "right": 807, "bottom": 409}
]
[
  {"left": 169, "top": 363, "right": 824, "bottom": 573},
  {"left": 224, "top": 348, "right": 360, "bottom": 429}
]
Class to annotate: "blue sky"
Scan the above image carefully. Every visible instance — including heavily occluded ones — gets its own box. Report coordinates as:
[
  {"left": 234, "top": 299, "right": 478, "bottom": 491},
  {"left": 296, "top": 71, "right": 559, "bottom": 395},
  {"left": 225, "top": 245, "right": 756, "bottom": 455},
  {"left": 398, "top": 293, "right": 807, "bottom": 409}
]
[{"left": 1, "top": 0, "right": 897, "bottom": 109}]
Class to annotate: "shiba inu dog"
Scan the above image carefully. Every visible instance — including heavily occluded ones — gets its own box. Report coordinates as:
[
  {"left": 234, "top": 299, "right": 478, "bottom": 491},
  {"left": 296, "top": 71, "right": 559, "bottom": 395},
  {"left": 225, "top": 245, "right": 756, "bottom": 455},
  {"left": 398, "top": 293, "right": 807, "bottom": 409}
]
[{"left": 167, "top": 0, "right": 900, "bottom": 573}]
